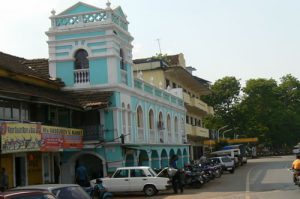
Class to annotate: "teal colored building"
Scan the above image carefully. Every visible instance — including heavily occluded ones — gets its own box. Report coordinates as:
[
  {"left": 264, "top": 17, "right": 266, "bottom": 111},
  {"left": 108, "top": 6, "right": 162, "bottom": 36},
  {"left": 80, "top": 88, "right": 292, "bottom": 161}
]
[{"left": 46, "top": 2, "right": 189, "bottom": 183}]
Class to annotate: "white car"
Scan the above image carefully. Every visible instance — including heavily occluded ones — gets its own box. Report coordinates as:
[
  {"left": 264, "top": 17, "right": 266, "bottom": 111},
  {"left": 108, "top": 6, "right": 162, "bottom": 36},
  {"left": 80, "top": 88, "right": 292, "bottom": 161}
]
[
  {"left": 90, "top": 166, "right": 171, "bottom": 196},
  {"left": 209, "top": 156, "right": 235, "bottom": 173}
]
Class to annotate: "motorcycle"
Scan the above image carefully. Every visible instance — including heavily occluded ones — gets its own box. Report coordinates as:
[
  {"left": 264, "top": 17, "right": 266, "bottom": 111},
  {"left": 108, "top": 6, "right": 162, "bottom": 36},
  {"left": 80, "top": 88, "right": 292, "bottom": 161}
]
[
  {"left": 290, "top": 169, "right": 300, "bottom": 187},
  {"left": 184, "top": 170, "right": 205, "bottom": 188},
  {"left": 84, "top": 184, "right": 113, "bottom": 199}
]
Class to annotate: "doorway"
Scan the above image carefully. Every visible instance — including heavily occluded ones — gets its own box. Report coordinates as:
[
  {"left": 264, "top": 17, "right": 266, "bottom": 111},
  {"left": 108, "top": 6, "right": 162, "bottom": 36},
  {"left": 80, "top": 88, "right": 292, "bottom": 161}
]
[{"left": 15, "top": 156, "right": 26, "bottom": 186}]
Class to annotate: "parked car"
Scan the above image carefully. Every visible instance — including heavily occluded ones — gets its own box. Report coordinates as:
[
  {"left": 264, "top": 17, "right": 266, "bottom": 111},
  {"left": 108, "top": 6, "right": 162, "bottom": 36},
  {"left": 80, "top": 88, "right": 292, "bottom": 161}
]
[
  {"left": 91, "top": 166, "right": 172, "bottom": 196},
  {"left": 13, "top": 184, "right": 90, "bottom": 199},
  {"left": 0, "top": 190, "right": 57, "bottom": 199},
  {"left": 208, "top": 156, "right": 235, "bottom": 173}
]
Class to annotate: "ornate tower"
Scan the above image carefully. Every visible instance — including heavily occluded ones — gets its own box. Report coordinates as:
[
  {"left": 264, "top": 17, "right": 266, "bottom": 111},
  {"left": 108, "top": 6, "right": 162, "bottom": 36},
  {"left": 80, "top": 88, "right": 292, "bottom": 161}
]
[{"left": 46, "top": 2, "right": 133, "bottom": 88}]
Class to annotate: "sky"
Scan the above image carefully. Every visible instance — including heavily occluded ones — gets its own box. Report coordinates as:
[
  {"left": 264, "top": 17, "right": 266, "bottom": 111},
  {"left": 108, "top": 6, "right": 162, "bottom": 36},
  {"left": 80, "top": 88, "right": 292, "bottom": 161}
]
[{"left": 1, "top": 0, "right": 300, "bottom": 84}]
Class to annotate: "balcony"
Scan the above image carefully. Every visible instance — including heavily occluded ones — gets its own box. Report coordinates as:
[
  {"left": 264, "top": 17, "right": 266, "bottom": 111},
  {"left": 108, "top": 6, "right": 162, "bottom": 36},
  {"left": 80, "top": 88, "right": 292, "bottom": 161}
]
[
  {"left": 185, "top": 124, "right": 193, "bottom": 135},
  {"left": 149, "top": 129, "right": 156, "bottom": 144},
  {"left": 159, "top": 131, "right": 164, "bottom": 143},
  {"left": 81, "top": 125, "right": 104, "bottom": 142},
  {"left": 183, "top": 92, "right": 191, "bottom": 104},
  {"left": 191, "top": 126, "right": 209, "bottom": 138},
  {"left": 137, "top": 128, "right": 145, "bottom": 143},
  {"left": 74, "top": 69, "right": 90, "bottom": 85},
  {"left": 190, "top": 97, "right": 209, "bottom": 113}
]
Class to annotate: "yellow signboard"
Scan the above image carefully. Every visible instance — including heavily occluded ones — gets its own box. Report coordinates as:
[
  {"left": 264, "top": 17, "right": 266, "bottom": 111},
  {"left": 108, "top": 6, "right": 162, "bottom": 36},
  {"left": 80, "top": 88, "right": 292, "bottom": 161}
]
[
  {"left": 0, "top": 122, "right": 41, "bottom": 153},
  {"left": 204, "top": 138, "right": 258, "bottom": 145}
]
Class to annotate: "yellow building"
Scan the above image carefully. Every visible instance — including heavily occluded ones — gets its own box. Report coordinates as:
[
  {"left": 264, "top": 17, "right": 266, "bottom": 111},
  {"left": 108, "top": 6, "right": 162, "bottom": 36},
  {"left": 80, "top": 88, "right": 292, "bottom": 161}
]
[{"left": 133, "top": 53, "right": 214, "bottom": 160}]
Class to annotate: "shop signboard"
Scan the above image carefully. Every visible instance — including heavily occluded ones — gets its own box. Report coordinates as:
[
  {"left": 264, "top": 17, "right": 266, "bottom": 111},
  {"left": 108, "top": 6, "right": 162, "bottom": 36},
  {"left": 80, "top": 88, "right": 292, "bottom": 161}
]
[
  {"left": 0, "top": 122, "right": 41, "bottom": 153},
  {"left": 41, "top": 125, "right": 83, "bottom": 151}
]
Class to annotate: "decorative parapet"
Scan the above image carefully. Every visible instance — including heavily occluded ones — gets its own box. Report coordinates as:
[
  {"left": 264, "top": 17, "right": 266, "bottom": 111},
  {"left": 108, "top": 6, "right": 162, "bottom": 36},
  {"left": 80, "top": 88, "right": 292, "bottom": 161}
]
[
  {"left": 50, "top": 10, "right": 128, "bottom": 31},
  {"left": 134, "top": 79, "right": 184, "bottom": 108}
]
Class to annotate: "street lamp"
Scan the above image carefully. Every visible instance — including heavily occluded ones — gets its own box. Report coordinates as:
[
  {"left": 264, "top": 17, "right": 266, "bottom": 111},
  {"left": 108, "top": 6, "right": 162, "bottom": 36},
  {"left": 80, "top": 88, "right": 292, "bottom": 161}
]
[
  {"left": 217, "top": 125, "right": 228, "bottom": 141},
  {"left": 222, "top": 128, "right": 232, "bottom": 139}
]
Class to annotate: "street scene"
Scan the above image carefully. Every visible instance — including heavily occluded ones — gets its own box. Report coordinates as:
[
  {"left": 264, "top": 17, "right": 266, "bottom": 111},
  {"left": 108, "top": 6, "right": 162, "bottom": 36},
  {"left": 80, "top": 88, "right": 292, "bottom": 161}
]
[
  {"left": 114, "top": 156, "right": 299, "bottom": 199},
  {"left": 0, "top": 0, "right": 300, "bottom": 199}
]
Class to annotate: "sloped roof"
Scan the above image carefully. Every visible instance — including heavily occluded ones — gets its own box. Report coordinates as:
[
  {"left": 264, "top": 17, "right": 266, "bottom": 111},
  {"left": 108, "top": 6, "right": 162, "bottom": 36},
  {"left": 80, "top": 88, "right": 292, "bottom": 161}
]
[
  {"left": 0, "top": 52, "right": 62, "bottom": 86},
  {"left": 0, "top": 77, "right": 112, "bottom": 110},
  {"left": 57, "top": 2, "right": 100, "bottom": 16}
]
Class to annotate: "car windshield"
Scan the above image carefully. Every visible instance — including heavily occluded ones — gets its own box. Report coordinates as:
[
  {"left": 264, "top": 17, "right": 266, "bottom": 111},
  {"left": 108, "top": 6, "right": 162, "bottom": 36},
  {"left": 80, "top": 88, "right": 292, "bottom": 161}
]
[
  {"left": 148, "top": 168, "right": 157, "bottom": 177},
  {"left": 221, "top": 157, "right": 232, "bottom": 162},
  {"left": 52, "top": 186, "right": 90, "bottom": 199}
]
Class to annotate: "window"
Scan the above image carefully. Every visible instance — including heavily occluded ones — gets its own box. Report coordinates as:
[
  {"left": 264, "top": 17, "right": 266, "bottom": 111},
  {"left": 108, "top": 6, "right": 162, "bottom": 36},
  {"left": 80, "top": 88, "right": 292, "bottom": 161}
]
[
  {"left": 167, "top": 115, "right": 171, "bottom": 131},
  {"left": 113, "top": 169, "right": 129, "bottom": 178},
  {"left": 74, "top": 49, "right": 89, "bottom": 69},
  {"left": 120, "top": 49, "right": 126, "bottom": 70},
  {"left": 137, "top": 106, "right": 143, "bottom": 128},
  {"left": 165, "top": 79, "right": 170, "bottom": 88},
  {"left": 149, "top": 109, "right": 154, "bottom": 129},
  {"left": 174, "top": 117, "right": 178, "bottom": 132},
  {"left": 186, "top": 116, "right": 189, "bottom": 124},
  {"left": 130, "top": 169, "right": 146, "bottom": 177},
  {"left": 172, "top": 82, "right": 176, "bottom": 88}
]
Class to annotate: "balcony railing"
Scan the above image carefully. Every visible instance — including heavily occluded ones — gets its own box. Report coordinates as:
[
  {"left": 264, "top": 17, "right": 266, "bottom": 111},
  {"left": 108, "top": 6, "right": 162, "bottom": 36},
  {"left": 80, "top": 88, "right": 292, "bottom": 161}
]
[
  {"left": 167, "top": 131, "right": 172, "bottom": 144},
  {"left": 51, "top": 10, "right": 128, "bottom": 31},
  {"left": 126, "top": 126, "right": 131, "bottom": 143},
  {"left": 137, "top": 128, "right": 144, "bottom": 143},
  {"left": 191, "top": 97, "right": 208, "bottom": 113},
  {"left": 159, "top": 131, "right": 164, "bottom": 143},
  {"left": 149, "top": 129, "right": 155, "bottom": 144},
  {"left": 81, "top": 125, "right": 104, "bottom": 141},
  {"left": 74, "top": 69, "right": 90, "bottom": 85}
]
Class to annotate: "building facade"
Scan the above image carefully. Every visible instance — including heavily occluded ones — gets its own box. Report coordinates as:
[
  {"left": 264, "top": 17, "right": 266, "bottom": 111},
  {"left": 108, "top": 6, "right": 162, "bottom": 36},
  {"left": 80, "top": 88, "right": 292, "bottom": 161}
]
[
  {"left": 133, "top": 54, "right": 214, "bottom": 161},
  {"left": 0, "top": 2, "right": 189, "bottom": 187},
  {"left": 46, "top": 2, "right": 189, "bottom": 183}
]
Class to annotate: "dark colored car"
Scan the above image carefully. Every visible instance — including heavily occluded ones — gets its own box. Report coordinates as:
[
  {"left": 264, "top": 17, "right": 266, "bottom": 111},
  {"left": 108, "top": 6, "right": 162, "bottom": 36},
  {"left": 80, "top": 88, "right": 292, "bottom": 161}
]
[
  {"left": 13, "top": 184, "right": 90, "bottom": 199},
  {"left": 0, "top": 190, "right": 57, "bottom": 199}
]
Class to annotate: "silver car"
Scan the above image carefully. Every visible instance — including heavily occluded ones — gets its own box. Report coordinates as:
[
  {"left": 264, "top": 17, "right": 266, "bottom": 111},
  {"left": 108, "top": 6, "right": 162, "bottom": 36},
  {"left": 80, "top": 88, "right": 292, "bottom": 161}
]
[{"left": 13, "top": 184, "right": 90, "bottom": 199}]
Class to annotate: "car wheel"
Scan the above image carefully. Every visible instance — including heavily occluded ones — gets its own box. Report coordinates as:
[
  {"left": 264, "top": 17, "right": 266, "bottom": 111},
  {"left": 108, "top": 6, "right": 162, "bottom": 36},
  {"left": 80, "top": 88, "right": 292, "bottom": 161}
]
[
  {"left": 144, "top": 185, "right": 157, "bottom": 196},
  {"left": 230, "top": 169, "right": 235, "bottom": 174}
]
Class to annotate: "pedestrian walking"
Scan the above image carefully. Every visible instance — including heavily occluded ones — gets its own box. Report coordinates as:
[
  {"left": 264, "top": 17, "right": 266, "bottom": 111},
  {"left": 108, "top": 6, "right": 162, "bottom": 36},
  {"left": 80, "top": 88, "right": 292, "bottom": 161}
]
[
  {"left": 0, "top": 168, "right": 8, "bottom": 192},
  {"left": 75, "top": 162, "right": 89, "bottom": 187},
  {"left": 172, "top": 169, "right": 184, "bottom": 194}
]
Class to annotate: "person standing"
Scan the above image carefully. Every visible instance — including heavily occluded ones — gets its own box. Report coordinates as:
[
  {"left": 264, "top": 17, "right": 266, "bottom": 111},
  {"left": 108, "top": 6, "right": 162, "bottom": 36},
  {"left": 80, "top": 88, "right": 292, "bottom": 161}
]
[
  {"left": 76, "top": 163, "right": 89, "bottom": 187},
  {"left": 171, "top": 169, "right": 184, "bottom": 194},
  {"left": 0, "top": 168, "right": 8, "bottom": 192}
]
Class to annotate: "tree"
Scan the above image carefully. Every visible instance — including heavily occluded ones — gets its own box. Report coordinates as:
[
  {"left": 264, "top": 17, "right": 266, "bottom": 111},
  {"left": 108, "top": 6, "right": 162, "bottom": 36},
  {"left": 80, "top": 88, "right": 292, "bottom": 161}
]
[{"left": 202, "top": 76, "right": 241, "bottom": 132}]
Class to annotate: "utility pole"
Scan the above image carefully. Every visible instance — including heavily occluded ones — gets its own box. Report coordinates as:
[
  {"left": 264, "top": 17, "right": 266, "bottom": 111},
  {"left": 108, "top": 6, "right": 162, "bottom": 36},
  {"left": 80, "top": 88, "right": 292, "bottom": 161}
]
[{"left": 156, "top": 38, "right": 162, "bottom": 54}]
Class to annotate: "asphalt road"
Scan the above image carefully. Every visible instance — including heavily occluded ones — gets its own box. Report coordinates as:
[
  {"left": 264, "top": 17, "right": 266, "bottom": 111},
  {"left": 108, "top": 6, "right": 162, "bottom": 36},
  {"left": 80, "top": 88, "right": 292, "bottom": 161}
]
[{"left": 114, "top": 156, "right": 300, "bottom": 199}]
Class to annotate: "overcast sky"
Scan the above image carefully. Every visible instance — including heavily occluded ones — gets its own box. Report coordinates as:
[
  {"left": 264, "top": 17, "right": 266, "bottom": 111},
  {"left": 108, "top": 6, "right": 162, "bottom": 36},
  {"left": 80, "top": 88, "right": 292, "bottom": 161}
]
[{"left": 1, "top": 0, "right": 300, "bottom": 84}]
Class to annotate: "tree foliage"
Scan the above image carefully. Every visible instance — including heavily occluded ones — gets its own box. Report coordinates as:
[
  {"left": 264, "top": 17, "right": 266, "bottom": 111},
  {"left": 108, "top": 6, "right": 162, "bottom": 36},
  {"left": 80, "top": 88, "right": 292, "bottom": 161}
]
[{"left": 204, "top": 74, "right": 300, "bottom": 148}]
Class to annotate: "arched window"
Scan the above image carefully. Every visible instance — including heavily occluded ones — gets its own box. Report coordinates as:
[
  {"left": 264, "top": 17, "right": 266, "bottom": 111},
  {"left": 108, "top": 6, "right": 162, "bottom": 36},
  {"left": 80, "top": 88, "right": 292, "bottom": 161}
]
[
  {"left": 158, "top": 112, "right": 164, "bottom": 129},
  {"left": 74, "top": 49, "right": 89, "bottom": 69},
  {"left": 167, "top": 114, "right": 171, "bottom": 131},
  {"left": 120, "top": 49, "right": 126, "bottom": 70},
  {"left": 174, "top": 117, "right": 178, "bottom": 133},
  {"left": 137, "top": 106, "right": 143, "bottom": 128},
  {"left": 149, "top": 109, "right": 154, "bottom": 129}
]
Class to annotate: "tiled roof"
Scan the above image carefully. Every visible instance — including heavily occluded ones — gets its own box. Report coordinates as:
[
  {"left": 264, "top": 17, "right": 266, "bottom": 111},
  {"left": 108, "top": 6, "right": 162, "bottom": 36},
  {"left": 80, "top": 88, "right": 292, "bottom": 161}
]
[
  {"left": 0, "top": 52, "right": 63, "bottom": 86},
  {"left": 0, "top": 77, "right": 111, "bottom": 110}
]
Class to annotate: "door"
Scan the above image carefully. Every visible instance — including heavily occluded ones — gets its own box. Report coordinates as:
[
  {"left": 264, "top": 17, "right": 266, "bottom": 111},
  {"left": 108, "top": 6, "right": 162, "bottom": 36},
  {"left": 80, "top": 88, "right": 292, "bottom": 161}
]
[
  {"left": 108, "top": 169, "right": 130, "bottom": 192},
  {"left": 129, "top": 169, "right": 148, "bottom": 191},
  {"left": 15, "top": 155, "right": 26, "bottom": 186}
]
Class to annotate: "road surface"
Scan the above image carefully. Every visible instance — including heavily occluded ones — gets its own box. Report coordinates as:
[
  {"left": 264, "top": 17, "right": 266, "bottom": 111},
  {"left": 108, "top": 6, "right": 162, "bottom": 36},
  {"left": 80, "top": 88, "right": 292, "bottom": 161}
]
[{"left": 114, "top": 156, "right": 299, "bottom": 199}]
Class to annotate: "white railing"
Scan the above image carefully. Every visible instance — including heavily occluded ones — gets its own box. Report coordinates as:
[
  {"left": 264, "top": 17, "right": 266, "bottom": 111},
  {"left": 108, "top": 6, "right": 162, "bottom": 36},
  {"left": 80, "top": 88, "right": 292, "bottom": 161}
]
[
  {"left": 126, "top": 126, "right": 131, "bottom": 143},
  {"left": 149, "top": 129, "right": 155, "bottom": 144},
  {"left": 74, "top": 69, "right": 89, "bottom": 84},
  {"left": 137, "top": 128, "right": 144, "bottom": 143},
  {"left": 167, "top": 131, "right": 172, "bottom": 144},
  {"left": 174, "top": 132, "right": 179, "bottom": 143},
  {"left": 159, "top": 130, "right": 164, "bottom": 143}
]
